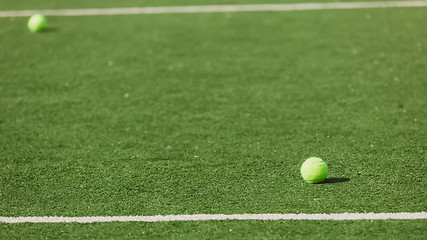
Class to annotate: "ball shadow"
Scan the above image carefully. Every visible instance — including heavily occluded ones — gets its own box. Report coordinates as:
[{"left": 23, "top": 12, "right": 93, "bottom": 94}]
[
  {"left": 317, "top": 178, "right": 350, "bottom": 184},
  {"left": 42, "top": 27, "right": 59, "bottom": 33}
]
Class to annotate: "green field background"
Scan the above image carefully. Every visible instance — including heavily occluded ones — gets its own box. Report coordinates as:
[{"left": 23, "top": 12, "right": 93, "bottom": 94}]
[
  {"left": 0, "top": 2, "right": 426, "bottom": 239},
  {"left": 1, "top": 7, "right": 426, "bottom": 216},
  {"left": 1, "top": 220, "right": 426, "bottom": 239}
]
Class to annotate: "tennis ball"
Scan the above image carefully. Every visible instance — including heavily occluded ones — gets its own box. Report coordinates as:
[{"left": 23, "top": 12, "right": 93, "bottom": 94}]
[
  {"left": 301, "top": 157, "right": 328, "bottom": 183},
  {"left": 28, "top": 14, "right": 47, "bottom": 33}
]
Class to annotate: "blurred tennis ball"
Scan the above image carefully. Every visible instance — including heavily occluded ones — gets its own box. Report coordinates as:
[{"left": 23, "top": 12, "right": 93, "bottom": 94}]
[{"left": 28, "top": 14, "right": 47, "bottom": 33}]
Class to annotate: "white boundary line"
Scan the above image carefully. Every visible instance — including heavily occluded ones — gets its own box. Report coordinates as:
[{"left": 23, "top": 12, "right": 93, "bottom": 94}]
[
  {"left": 1, "top": 1, "right": 427, "bottom": 18},
  {"left": 1, "top": 212, "right": 426, "bottom": 223}
]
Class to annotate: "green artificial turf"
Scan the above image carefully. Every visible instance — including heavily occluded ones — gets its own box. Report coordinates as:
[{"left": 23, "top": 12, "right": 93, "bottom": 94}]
[
  {"left": 1, "top": 220, "right": 426, "bottom": 239},
  {"left": 0, "top": 0, "right": 404, "bottom": 11},
  {"left": 0, "top": 3, "right": 426, "bottom": 239}
]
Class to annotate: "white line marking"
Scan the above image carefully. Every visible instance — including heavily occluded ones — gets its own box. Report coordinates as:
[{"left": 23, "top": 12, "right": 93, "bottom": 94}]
[
  {"left": 1, "top": 1, "right": 427, "bottom": 18},
  {"left": 1, "top": 212, "right": 426, "bottom": 223}
]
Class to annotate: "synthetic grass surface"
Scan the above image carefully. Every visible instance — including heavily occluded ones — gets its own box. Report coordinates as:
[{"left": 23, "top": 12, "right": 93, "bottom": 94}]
[
  {"left": 0, "top": 0, "right": 404, "bottom": 11},
  {"left": 1, "top": 220, "right": 426, "bottom": 239},
  {"left": 0, "top": 4, "right": 426, "bottom": 239}
]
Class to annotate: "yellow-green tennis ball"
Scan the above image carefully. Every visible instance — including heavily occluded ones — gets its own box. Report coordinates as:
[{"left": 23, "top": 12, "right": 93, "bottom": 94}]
[
  {"left": 301, "top": 157, "right": 328, "bottom": 183},
  {"left": 28, "top": 14, "right": 47, "bottom": 33}
]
